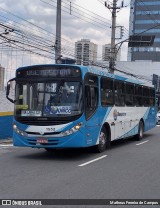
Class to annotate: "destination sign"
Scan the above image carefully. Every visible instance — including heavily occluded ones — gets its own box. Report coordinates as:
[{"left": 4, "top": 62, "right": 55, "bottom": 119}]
[{"left": 16, "top": 67, "right": 81, "bottom": 78}]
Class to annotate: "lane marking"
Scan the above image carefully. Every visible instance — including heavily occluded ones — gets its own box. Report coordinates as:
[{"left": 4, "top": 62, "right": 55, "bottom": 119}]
[
  {"left": 136, "top": 140, "right": 149, "bottom": 146},
  {"left": 0, "top": 144, "right": 13, "bottom": 147},
  {"left": 78, "top": 155, "right": 107, "bottom": 167}
]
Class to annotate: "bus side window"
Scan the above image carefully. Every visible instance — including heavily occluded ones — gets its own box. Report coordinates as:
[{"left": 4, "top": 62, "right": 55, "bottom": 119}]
[
  {"left": 114, "top": 80, "right": 125, "bottom": 106},
  {"left": 84, "top": 74, "right": 98, "bottom": 120},
  {"left": 125, "top": 83, "right": 135, "bottom": 106},
  {"left": 85, "top": 86, "right": 91, "bottom": 108},
  {"left": 135, "top": 85, "right": 143, "bottom": 106},
  {"left": 101, "top": 77, "right": 114, "bottom": 106},
  {"left": 143, "top": 87, "right": 150, "bottom": 106},
  {"left": 150, "top": 88, "right": 155, "bottom": 106},
  {"left": 85, "top": 85, "right": 98, "bottom": 120}
]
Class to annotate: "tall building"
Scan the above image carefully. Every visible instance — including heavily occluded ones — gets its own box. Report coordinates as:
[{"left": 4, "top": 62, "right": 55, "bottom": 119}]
[
  {"left": 0, "top": 65, "right": 5, "bottom": 91},
  {"left": 102, "top": 44, "right": 121, "bottom": 61},
  {"left": 128, "top": 0, "right": 160, "bottom": 61},
  {"left": 75, "top": 39, "right": 97, "bottom": 65}
]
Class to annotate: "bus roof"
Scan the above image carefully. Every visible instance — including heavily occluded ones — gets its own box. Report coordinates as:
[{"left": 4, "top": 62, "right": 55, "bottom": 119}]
[
  {"left": 80, "top": 65, "right": 153, "bottom": 87},
  {"left": 16, "top": 64, "right": 153, "bottom": 88}
]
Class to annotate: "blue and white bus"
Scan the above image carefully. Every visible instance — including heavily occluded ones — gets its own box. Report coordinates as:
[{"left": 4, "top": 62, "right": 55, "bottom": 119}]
[{"left": 6, "top": 64, "right": 156, "bottom": 152}]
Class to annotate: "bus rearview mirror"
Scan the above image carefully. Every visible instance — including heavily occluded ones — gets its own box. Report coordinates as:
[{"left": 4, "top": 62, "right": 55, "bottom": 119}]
[{"left": 6, "top": 78, "right": 16, "bottom": 103}]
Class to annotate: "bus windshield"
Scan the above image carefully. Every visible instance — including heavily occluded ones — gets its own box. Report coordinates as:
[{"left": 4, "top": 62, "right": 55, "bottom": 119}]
[{"left": 15, "top": 81, "right": 83, "bottom": 118}]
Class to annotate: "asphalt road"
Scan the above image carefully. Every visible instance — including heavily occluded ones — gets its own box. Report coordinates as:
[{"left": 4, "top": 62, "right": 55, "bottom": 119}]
[{"left": 0, "top": 126, "right": 160, "bottom": 208}]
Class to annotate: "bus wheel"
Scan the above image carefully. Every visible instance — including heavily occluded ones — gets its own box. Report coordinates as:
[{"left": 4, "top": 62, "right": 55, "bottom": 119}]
[
  {"left": 94, "top": 127, "right": 107, "bottom": 153},
  {"left": 136, "top": 121, "right": 144, "bottom": 141}
]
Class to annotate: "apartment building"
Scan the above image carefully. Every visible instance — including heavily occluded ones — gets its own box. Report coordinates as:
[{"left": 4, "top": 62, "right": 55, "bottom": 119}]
[
  {"left": 102, "top": 44, "right": 121, "bottom": 61},
  {"left": 75, "top": 39, "right": 97, "bottom": 65}
]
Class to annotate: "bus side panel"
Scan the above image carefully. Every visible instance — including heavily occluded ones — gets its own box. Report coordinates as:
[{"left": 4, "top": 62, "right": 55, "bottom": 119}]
[
  {"left": 98, "top": 106, "right": 113, "bottom": 140},
  {"left": 84, "top": 107, "right": 102, "bottom": 147},
  {"left": 99, "top": 106, "right": 156, "bottom": 141},
  {"left": 121, "top": 107, "right": 146, "bottom": 138},
  {"left": 100, "top": 106, "right": 122, "bottom": 141},
  {"left": 143, "top": 107, "right": 156, "bottom": 132}
]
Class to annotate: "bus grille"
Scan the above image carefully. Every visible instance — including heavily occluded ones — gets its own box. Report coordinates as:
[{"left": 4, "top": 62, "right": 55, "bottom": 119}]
[{"left": 26, "top": 131, "right": 60, "bottom": 136}]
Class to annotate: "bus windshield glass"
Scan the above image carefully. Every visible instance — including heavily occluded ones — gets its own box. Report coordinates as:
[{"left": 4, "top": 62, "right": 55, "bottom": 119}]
[{"left": 15, "top": 81, "right": 83, "bottom": 118}]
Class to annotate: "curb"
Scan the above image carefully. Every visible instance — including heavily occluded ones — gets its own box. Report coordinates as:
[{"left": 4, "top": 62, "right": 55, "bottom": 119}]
[{"left": 0, "top": 138, "right": 13, "bottom": 144}]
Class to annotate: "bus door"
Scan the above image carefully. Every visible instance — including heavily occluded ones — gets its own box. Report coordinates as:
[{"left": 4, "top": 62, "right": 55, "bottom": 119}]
[{"left": 84, "top": 74, "right": 100, "bottom": 146}]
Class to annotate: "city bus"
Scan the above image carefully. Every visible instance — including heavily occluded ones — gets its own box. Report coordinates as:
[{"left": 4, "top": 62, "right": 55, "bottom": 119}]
[{"left": 6, "top": 64, "right": 156, "bottom": 152}]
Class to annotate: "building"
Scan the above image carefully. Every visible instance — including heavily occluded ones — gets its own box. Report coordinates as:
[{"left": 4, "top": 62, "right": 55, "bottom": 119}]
[
  {"left": 0, "top": 65, "right": 5, "bottom": 91},
  {"left": 102, "top": 44, "right": 121, "bottom": 61},
  {"left": 128, "top": 0, "right": 160, "bottom": 61},
  {"left": 75, "top": 39, "right": 97, "bottom": 65}
]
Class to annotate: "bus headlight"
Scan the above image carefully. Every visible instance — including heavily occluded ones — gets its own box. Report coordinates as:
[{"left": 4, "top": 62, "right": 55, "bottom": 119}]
[
  {"left": 13, "top": 124, "right": 17, "bottom": 130},
  {"left": 12, "top": 124, "right": 28, "bottom": 137},
  {"left": 74, "top": 122, "right": 82, "bottom": 130},
  {"left": 61, "top": 122, "right": 82, "bottom": 137}
]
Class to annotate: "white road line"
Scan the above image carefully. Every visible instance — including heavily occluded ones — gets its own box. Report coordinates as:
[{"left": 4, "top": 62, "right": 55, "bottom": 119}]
[
  {"left": 78, "top": 155, "right": 107, "bottom": 167},
  {"left": 136, "top": 140, "right": 149, "bottom": 146},
  {"left": 0, "top": 144, "right": 13, "bottom": 147}
]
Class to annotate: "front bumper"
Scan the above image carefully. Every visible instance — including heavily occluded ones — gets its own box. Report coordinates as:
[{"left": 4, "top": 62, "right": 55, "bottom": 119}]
[{"left": 13, "top": 131, "right": 86, "bottom": 148}]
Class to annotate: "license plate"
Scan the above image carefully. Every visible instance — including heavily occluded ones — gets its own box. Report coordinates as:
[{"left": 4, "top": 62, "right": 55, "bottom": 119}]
[{"left": 37, "top": 138, "right": 48, "bottom": 144}]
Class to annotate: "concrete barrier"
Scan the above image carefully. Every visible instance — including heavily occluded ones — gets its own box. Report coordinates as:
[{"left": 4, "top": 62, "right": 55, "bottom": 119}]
[
  {"left": 0, "top": 91, "right": 14, "bottom": 140},
  {"left": 0, "top": 112, "right": 13, "bottom": 139}
]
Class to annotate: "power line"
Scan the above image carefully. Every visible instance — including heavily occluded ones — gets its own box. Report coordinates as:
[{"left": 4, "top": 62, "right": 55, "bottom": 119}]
[
  {"left": 0, "top": 2, "right": 130, "bottom": 69},
  {"left": 41, "top": 0, "right": 112, "bottom": 30}
]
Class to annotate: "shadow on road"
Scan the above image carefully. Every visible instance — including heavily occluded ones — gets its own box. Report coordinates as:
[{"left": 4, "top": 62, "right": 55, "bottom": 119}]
[
  {"left": 14, "top": 133, "right": 154, "bottom": 161},
  {"left": 15, "top": 147, "right": 99, "bottom": 162},
  {"left": 110, "top": 133, "right": 153, "bottom": 150}
]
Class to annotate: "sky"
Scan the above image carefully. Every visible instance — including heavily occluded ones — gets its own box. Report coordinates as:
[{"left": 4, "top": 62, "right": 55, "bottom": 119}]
[{"left": 0, "top": 0, "right": 130, "bottom": 80}]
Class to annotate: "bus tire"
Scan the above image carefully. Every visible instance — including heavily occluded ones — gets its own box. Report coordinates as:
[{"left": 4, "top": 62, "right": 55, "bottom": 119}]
[
  {"left": 94, "top": 127, "right": 107, "bottom": 153},
  {"left": 136, "top": 120, "right": 144, "bottom": 141}
]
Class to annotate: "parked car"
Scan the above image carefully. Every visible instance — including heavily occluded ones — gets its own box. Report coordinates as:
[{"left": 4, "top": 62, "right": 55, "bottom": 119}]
[{"left": 156, "top": 111, "right": 160, "bottom": 124}]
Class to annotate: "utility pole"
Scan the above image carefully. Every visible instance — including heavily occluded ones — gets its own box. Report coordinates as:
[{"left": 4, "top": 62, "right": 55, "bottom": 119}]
[
  {"left": 110, "top": 0, "right": 116, "bottom": 73},
  {"left": 105, "top": 1, "right": 121, "bottom": 73},
  {"left": 55, "top": 0, "right": 61, "bottom": 64}
]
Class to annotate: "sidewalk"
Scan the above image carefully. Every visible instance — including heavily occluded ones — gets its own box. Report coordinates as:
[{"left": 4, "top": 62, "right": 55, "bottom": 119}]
[{"left": 0, "top": 138, "right": 13, "bottom": 144}]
